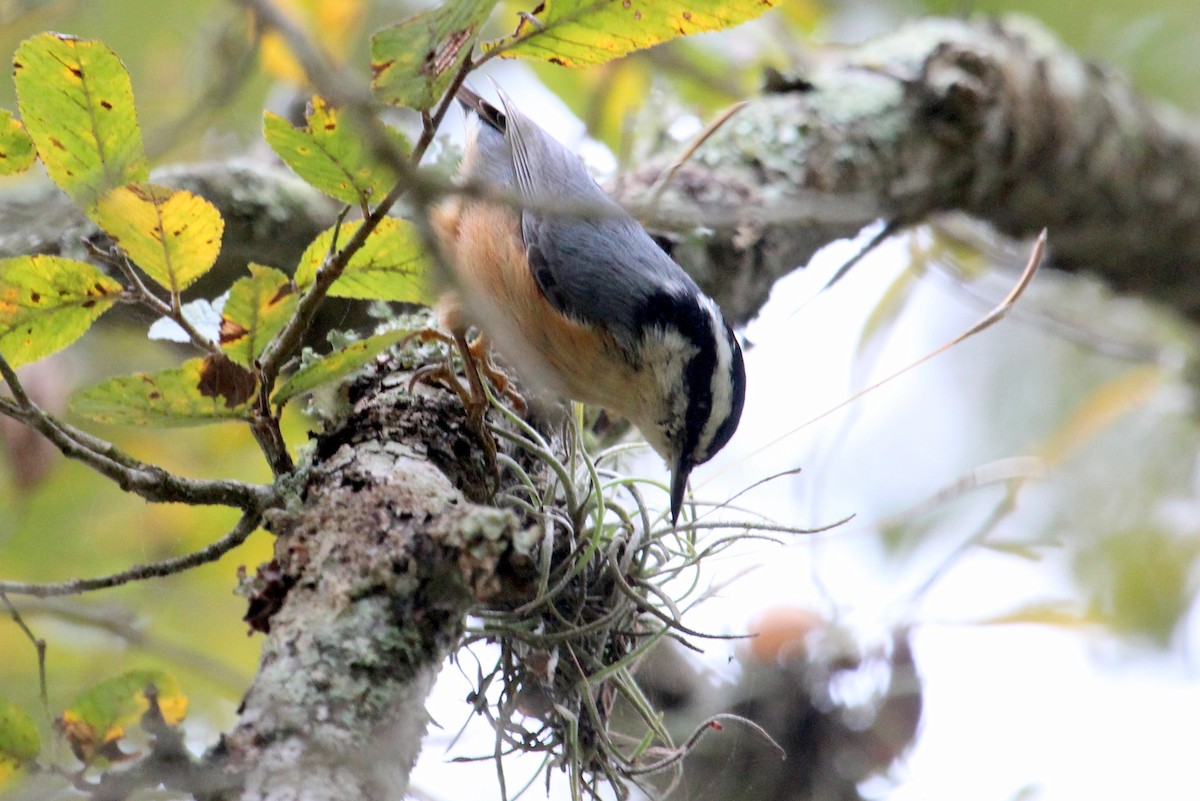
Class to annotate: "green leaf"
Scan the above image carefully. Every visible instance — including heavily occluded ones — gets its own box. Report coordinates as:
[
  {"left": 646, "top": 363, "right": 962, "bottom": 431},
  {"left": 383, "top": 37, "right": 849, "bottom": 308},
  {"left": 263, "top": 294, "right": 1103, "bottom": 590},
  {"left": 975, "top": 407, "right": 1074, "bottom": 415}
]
[
  {"left": 0, "top": 109, "right": 37, "bottom": 176},
  {"left": 273, "top": 328, "right": 411, "bottom": 406},
  {"left": 58, "top": 670, "right": 185, "bottom": 764},
  {"left": 12, "top": 33, "right": 148, "bottom": 210},
  {"left": 0, "top": 696, "right": 39, "bottom": 786},
  {"left": 294, "top": 217, "right": 432, "bottom": 302},
  {"left": 70, "top": 355, "right": 256, "bottom": 426},
  {"left": 263, "top": 96, "right": 408, "bottom": 206},
  {"left": 485, "top": 0, "right": 781, "bottom": 67},
  {"left": 371, "top": 0, "right": 498, "bottom": 110},
  {"left": 92, "top": 183, "right": 224, "bottom": 294},
  {"left": 220, "top": 264, "right": 297, "bottom": 366},
  {"left": 0, "top": 255, "right": 123, "bottom": 367}
]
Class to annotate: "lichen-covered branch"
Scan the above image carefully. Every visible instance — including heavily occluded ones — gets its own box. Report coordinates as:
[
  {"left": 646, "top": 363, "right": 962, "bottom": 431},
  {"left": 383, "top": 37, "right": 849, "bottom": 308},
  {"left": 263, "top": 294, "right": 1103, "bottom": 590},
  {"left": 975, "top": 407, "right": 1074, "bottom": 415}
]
[
  {"left": 614, "top": 15, "right": 1200, "bottom": 324},
  {"left": 211, "top": 366, "right": 537, "bottom": 801}
]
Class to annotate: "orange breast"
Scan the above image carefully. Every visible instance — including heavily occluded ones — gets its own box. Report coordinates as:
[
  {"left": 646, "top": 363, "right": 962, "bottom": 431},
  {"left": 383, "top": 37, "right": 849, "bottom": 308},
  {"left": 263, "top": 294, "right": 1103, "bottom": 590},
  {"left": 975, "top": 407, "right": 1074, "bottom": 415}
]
[{"left": 431, "top": 198, "right": 654, "bottom": 419}]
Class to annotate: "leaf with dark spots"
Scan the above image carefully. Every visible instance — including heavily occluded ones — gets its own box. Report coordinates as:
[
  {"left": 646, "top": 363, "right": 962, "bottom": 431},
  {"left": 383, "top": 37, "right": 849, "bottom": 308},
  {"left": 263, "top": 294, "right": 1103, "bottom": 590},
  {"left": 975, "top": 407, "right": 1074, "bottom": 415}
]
[
  {"left": 485, "top": 0, "right": 780, "bottom": 66},
  {"left": 370, "top": 0, "right": 497, "bottom": 110},
  {"left": 219, "top": 264, "right": 296, "bottom": 366},
  {"left": 0, "top": 254, "right": 121, "bottom": 366},
  {"left": 70, "top": 357, "right": 254, "bottom": 426},
  {"left": 262, "top": 97, "right": 407, "bottom": 206},
  {"left": 219, "top": 318, "right": 250, "bottom": 346},
  {"left": 13, "top": 33, "right": 148, "bottom": 208},
  {"left": 198, "top": 354, "right": 257, "bottom": 408}
]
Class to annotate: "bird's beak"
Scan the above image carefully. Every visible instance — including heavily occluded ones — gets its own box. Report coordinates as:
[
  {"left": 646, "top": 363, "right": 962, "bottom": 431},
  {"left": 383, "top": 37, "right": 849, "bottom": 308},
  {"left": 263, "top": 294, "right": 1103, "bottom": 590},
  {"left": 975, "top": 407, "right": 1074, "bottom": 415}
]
[{"left": 669, "top": 456, "right": 693, "bottom": 526}]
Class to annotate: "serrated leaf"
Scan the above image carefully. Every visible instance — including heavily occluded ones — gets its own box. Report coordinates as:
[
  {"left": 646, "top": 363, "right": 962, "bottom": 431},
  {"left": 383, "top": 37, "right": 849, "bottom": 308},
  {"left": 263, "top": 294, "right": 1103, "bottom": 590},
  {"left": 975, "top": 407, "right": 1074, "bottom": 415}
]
[
  {"left": 92, "top": 183, "right": 224, "bottom": 294},
  {"left": 484, "top": 0, "right": 781, "bottom": 67},
  {"left": 371, "top": 0, "right": 498, "bottom": 110},
  {"left": 58, "top": 670, "right": 186, "bottom": 764},
  {"left": 294, "top": 217, "right": 432, "bottom": 302},
  {"left": 12, "top": 33, "right": 148, "bottom": 210},
  {"left": 272, "top": 328, "right": 411, "bottom": 406},
  {"left": 70, "top": 356, "right": 256, "bottom": 426},
  {"left": 0, "top": 109, "right": 36, "bottom": 176},
  {"left": 264, "top": 97, "right": 407, "bottom": 206},
  {"left": 220, "top": 265, "right": 296, "bottom": 366},
  {"left": 0, "top": 696, "right": 40, "bottom": 785},
  {"left": 0, "top": 255, "right": 122, "bottom": 367}
]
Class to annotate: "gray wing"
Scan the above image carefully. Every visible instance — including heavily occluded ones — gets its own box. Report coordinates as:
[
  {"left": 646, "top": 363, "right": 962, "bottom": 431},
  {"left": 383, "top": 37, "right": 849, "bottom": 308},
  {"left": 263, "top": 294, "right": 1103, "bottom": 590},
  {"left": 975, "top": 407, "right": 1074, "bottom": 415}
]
[{"left": 488, "top": 88, "right": 698, "bottom": 346}]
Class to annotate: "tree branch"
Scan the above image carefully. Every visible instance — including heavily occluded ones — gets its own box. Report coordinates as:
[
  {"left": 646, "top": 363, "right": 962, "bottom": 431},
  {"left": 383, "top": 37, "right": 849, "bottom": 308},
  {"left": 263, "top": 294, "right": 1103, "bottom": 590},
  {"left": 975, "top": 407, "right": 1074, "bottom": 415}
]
[
  {"left": 0, "top": 511, "right": 262, "bottom": 598},
  {"left": 211, "top": 370, "right": 537, "bottom": 801},
  {"left": 612, "top": 15, "right": 1200, "bottom": 324},
  {"left": 0, "top": 356, "right": 276, "bottom": 511}
]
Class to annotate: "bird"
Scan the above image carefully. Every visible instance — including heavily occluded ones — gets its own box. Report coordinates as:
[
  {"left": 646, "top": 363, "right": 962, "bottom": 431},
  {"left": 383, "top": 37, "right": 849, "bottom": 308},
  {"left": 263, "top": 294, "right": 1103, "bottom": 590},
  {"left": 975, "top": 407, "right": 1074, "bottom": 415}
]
[{"left": 431, "top": 85, "right": 745, "bottom": 525}]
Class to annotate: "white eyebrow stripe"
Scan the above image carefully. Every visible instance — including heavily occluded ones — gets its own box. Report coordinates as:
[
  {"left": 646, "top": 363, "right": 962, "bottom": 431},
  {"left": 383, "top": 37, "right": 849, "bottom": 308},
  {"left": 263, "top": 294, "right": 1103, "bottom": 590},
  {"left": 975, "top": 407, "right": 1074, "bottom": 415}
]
[{"left": 697, "top": 296, "right": 734, "bottom": 461}]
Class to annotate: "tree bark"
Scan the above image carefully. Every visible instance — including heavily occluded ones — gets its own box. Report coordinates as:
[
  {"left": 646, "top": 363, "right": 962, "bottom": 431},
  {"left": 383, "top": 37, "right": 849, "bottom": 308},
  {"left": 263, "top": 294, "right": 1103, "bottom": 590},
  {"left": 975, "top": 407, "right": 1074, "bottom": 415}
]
[
  {"left": 614, "top": 16, "right": 1200, "bottom": 325},
  {"left": 209, "top": 364, "right": 538, "bottom": 801}
]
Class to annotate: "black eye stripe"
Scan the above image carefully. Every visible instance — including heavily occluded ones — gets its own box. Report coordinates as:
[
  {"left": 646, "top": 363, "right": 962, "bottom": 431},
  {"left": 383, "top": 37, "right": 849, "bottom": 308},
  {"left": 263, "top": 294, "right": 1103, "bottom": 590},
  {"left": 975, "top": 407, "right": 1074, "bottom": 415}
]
[{"left": 634, "top": 291, "right": 739, "bottom": 464}]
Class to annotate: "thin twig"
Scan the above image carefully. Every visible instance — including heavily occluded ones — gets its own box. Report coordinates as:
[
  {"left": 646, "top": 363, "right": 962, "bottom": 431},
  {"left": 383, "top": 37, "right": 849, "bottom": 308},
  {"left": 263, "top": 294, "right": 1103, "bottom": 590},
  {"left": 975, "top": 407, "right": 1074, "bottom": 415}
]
[
  {"left": 645, "top": 101, "right": 748, "bottom": 212},
  {"left": 0, "top": 357, "right": 275, "bottom": 511},
  {"left": 0, "top": 511, "right": 262, "bottom": 598},
  {"left": 14, "top": 597, "right": 248, "bottom": 693},
  {"left": 86, "top": 239, "right": 222, "bottom": 356},
  {"left": 709, "top": 230, "right": 1049, "bottom": 482},
  {"left": 0, "top": 590, "right": 49, "bottom": 718}
]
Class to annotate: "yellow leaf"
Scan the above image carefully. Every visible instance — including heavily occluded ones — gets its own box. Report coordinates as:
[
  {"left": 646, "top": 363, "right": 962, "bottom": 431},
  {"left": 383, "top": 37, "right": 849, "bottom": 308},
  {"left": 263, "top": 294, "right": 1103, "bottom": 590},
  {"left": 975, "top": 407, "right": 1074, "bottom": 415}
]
[
  {"left": 294, "top": 217, "right": 432, "bottom": 303},
  {"left": 93, "top": 183, "right": 224, "bottom": 294},
  {"left": 12, "top": 33, "right": 148, "bottom": 209},
  {"left": 220, "top": 264, "right": 297, "bottom": 366},
  {"left": 0, "top": 696, "right": 39, "bottom": 788},
  {"left": 0, "top": 255, "right": 122, "bottom": 366},
  {"left": 263, "top": 97, "right": 407, "bottom": 205},
  {"left": 0, "top": 109, "right": 36, "bottom": 176},
  {"left": 58, "top": 670, "right": 187, "bottom": 765},
  {"left": 70, "top": 356, "right": 256, "bottom": 427},
  {"left": 486, "top": 0, "right": 781, "bottom": 67}
]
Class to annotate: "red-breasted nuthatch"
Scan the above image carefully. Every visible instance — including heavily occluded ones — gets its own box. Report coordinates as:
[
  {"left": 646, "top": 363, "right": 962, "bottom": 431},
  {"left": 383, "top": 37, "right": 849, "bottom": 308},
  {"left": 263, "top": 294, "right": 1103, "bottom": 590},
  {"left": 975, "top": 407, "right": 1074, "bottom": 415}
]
[{"left": 432, "top": 86, "right": 746, "bottom": 524}]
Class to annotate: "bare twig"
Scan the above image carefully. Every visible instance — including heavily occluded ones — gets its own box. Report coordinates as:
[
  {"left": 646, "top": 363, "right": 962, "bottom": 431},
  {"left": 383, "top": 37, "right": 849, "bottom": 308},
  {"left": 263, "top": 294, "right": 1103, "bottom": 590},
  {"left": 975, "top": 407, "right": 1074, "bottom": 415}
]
[
  {"left": 0, "top": 356, "right": 275, "bottom": 511},
  {"left": 86, "top": 239, "right": 223, "bottom": 356},
  {"left": 0, "top": 511, "right": 262, "bottom": 598},
  {"left": 0, "top": 590, "right": 49, "bottom": 718},
  {"left": 645, "top": 101, "right": 748, "bottom": 211},
  {"left": 13, "top": 597, "right": 248, "bottom": 693},
  {"left": 712, "top": 230, "right": 1048, "bottom": 479}
]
